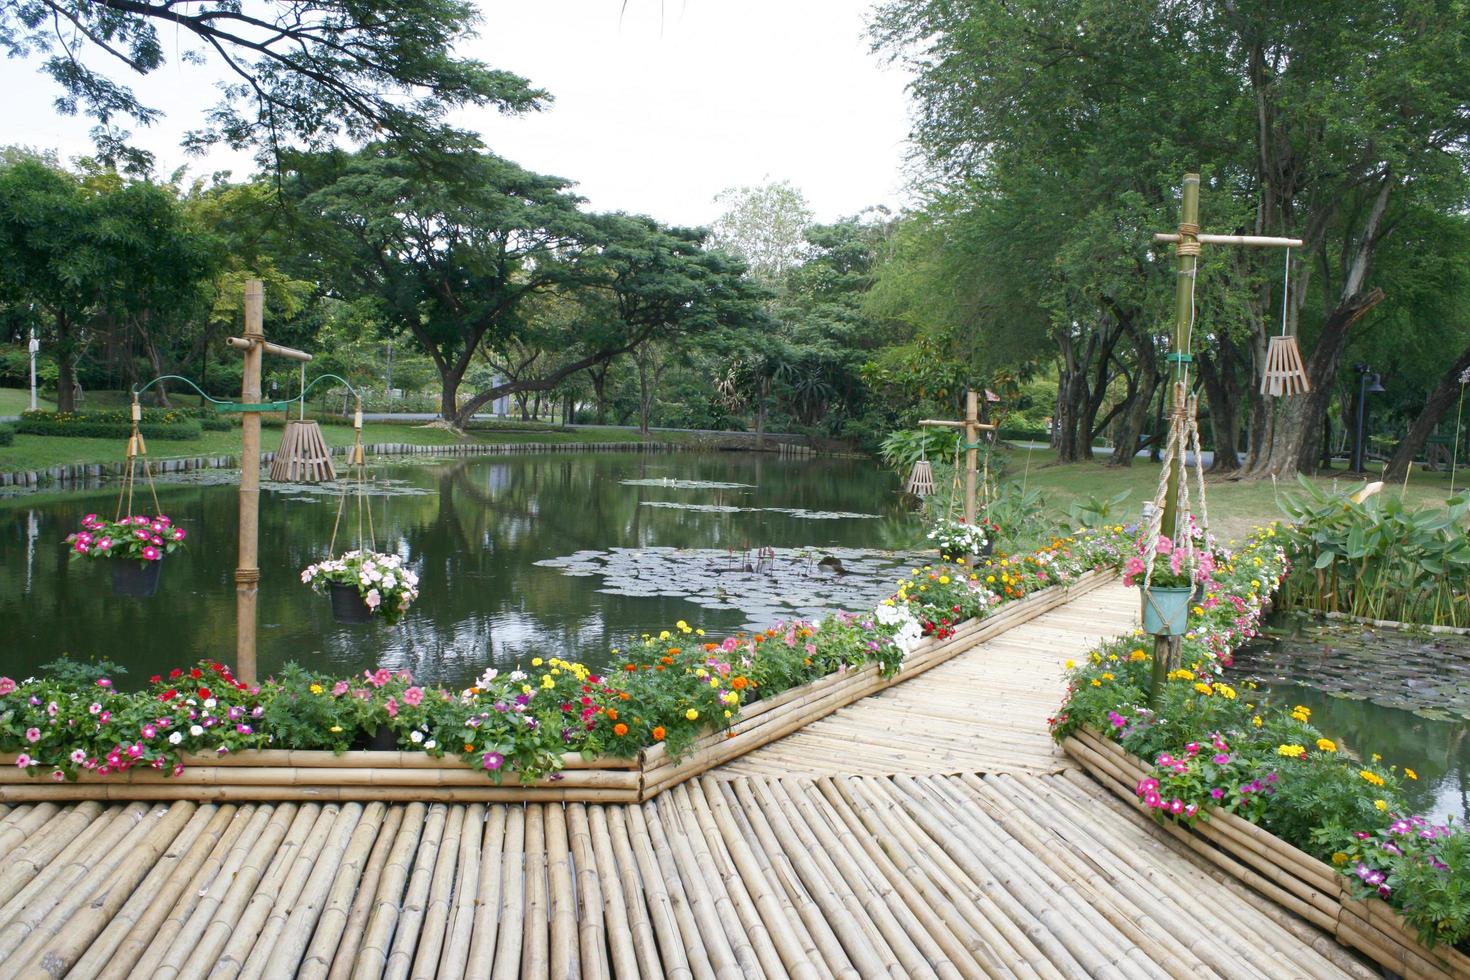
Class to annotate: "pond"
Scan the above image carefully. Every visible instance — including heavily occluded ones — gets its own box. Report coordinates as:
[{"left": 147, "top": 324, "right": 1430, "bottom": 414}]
[
  {"left": 0, "top": 452, "right": 923, "bottom": 688},
  {"left": 1230, "top": 617, "right": 1470, "bottom": 824}
]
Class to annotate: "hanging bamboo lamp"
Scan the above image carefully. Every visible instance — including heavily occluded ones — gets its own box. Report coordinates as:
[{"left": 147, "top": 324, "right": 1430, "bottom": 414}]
[
  {"left": 1260, "top": 335, "right": 1311, "bottom": 396},
  {"left": 1261, "top": 247, "right": 1310, "bottom": 397},
  {"left": 270, "top": 419, "right": 336, "bottom": 482},
  {"left": 905, "top": 459, "right": 935, "bottom": 497}
]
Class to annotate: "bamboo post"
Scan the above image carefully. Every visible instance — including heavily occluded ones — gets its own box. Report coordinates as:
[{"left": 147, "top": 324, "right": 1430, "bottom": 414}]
[
  {"left": 919, "top": 389, "right": 997, "bottom": 525},
  {"left": 226, "top": 279, "right": 312, "bottom": 686}
]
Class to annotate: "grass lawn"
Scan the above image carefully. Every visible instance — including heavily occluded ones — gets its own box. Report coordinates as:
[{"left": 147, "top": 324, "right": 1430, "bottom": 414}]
[
  {"left": 1000, "top": 444, "right": 1467, "bottom": 543},
  {"left": 0, "top": 388, "right": 54, "bottom": 415}
]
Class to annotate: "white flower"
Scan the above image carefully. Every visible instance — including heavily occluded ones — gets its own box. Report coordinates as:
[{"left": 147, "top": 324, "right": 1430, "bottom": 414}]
[
  {"left": 168, "top": 731, "right": 184, "bottom": 745},
  {"left": 477, "top": 667, "right": 499, "bottom": 687},
  {"left": 424, "top": 739, "right": 436, "bottom": 750},
  {"left": 383, "top": 574, "right": 397, "bottom": 590},
  {"left": 203, "top": 698, "right": 217, "bottom": 709},
  {"left": 189, "top": 725, "right": 204, "bottom": 737},
  {"left": 365, "top": 588, "right": 382, "bottom": 609},
  {"left": 409, "top": 730, "right": 424, "bottom": 743}
]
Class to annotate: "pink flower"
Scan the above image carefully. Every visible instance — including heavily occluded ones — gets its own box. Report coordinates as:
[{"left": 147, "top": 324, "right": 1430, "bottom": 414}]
[
  {"left": 366, "top": 668, "right": 391, "bottom": 688},
  {"left": 97, "top": 537, "right": 113, "bottom": 551},
  {"left": 172, "top": 528, "right": 186, "bottom": 541},
  {"left": 365, "top": 588, "right": 382, "bottom": 610},
  {"left": 141, "top": 724, "right": 157, "bottom": 739},
  {"left": 332, "top": 680, "right": 350, "bottom": 697},
  {"left": 482, "top": 752, "right": 504, "bottom": 771},
  {"left": 133, "top": 516, "right": 149, "bottom": 525},
  {"left": 151, "top": 536, "right": 164, "bottom": 546},
  {"left": 385, "top": 697, "right": 399, "bottom": 718},
  {"left": 83, "top": 513, "right": 98, "bottom": 526},
  {"left": 403, "top": 686, "right": 424, "bottom": 706},
  {"left": 69, "top": 749, "right": 86, "bottom": 764},
  {"left": 155, "top": 515, "right": 171, "bottom": 526},
  {"left": 126, "top": 744, "right": 143, "bottom": 759},
  {"left": 135, "top": 529, "right": 153, "bottom": 540},
  {"left": 0, "top": 677, "right": 15, "bottom": 695},
  {"left": 15, "top": 754, "right": 30, "bottom": 768},
  {"left": 142, "top": 546, "right": 161, "bottom": 560},
  {"left": 24, "top": 727, "right": 40, "bottom": 743},
  {"left": 73, "top": 540, "right": 91, "bottom": 554},
  {"left": 97, "top": 678, "right": 112, "bottom": 688}
]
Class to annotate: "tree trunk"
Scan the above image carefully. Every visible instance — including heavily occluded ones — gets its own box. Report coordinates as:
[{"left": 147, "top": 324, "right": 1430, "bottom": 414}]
[
  {"left": 438, "top": 368, "right": 460, "bottom": 423},
  {"left": 587, "top": 364, "right": 609, "bottom": 424},
  {"left": 1383, "top": 345, "right": 1470, "bottom": 482},
  {"left": 1197, "top": 339, "right": 1244, "bottom": 473},
  {"left": 636, "top": 346, "right": 652, "bottom": 436}
]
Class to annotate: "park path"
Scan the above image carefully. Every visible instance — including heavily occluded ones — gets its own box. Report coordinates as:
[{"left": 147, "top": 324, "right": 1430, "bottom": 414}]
[{"left": 0, "top": 584, "right": 1375, "bottom": 979}]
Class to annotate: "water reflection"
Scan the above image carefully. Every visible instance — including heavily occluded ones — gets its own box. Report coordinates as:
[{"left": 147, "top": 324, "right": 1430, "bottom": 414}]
[{"left": 1, "top": 452, "right": 918, "bottom": 688}]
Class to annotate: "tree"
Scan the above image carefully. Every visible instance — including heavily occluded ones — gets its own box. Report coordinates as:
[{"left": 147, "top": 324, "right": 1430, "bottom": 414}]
[
  {"left": 1, "top": 0, "right": 546, "bottom": 160},
  {"left": 710, "top": 180, "right": 813, "bottom": 284}
]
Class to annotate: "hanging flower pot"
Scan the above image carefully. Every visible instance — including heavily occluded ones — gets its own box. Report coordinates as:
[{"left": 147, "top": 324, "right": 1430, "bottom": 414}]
[
  {"left": 329, "top": 583, "right": 373, "bottom": 624},
  {"left": 66, "top": 513, "right": 187, "bottom": 599},
  {"left": 302, "top": 550, "right": 420, "bottom": 626},
  {"left": 111, "top": 559, "right": 164, "bottom": 598},
  {"left": 1141, "top": 585, "right": 1193, "bottom": 636}
]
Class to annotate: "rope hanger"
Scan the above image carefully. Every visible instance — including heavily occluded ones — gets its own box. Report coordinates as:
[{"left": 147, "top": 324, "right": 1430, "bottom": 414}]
[{"left": 328, "top": 398, "right": 375, "bottom": 557}]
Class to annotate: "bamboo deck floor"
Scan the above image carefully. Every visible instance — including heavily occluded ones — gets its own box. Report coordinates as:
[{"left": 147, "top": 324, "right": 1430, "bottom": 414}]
[
  {"left": 0, "top": 584, "right": 1373, "bottom": 978},
  {"left": 716, "top": 580, "right": 1141, "bottom": 779}
]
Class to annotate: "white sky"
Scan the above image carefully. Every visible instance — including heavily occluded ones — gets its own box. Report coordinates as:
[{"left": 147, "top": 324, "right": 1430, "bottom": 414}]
[{"left": 2, "top": 0, "right": 916, "bottom": 226}]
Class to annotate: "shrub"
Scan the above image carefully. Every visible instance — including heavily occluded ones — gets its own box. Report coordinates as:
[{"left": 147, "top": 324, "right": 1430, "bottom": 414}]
[
  {"left": 0, "top": 423, "right": 12, "bottom": 447},
  {"left": 15, "top": 409, "right": 202, "bottom": 441}
]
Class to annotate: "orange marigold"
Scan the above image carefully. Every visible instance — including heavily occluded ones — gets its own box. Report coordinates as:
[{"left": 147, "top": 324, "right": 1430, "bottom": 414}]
[
  {"left": 731, "top": 676, "right": 749, "bottom": 690},
  {"left": 606, "top": 708, "right": 618, "bottom": 721},
  {"left": 660, "top": 655, "right": 674, "bottom": 665},
  {"left": 624, "top": 663, "right": 637, "bottom": 672},
  {"left": 667, "top": 648, "right": 681, "bottom": 655},
  {"left": 613, "top": 723, "right": 629, "bottom": 737},
  {"left": 652, "top": 726, "right": 666, "bottom": 741},
  {"left": 619, "top": 692, "right": 631, "bottom": 701}
]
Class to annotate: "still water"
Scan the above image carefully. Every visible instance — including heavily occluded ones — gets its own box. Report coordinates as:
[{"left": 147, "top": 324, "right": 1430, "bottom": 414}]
[
  {"left": 1231, "top": 620, "right": 1470, "bottom": 824},
  {"left": 1, "top": 452, "right": 920, "bottom": 688}
]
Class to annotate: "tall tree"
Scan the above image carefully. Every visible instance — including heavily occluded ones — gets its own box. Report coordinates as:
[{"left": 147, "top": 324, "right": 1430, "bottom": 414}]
[{"left": 1, "top": 0, "right": 546, "bottom": 159}]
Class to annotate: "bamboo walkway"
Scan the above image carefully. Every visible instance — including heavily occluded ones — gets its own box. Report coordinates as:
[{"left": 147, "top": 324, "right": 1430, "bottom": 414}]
[
  {"left": 717, "top": 580, "right": 1140, "bottom": 778},
  {"left": 0, "top": 584, "right": 1376, "bottom": 979}
]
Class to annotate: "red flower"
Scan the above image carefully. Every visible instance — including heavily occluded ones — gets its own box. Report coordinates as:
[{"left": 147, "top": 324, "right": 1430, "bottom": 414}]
[
  {"left": 190, "top": 668, "right": 203, "bottom": 680},
  {"left": 168, "top": 668, "right": 183, "bottom": 680},
  {"left": 160, "top": 689, "right": 177, "bottom": 702},
  {"left": 149, "top": 675, "right": 162, "bottom": 684},
  {"left": 198, "top": 687, "right": 211, "bottom": 699}
]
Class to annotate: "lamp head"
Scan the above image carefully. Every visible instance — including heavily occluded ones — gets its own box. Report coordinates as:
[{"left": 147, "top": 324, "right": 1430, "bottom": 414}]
[{"left": 1366, "top": 374, "right": 1385, "bottom": 394}]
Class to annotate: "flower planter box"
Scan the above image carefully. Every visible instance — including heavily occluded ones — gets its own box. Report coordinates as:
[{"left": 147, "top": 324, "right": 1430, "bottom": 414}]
[
  {"left": 0, "top": 569, "right": 1116, "bottom": 805},
  {"left": 1063, "top": 726, "right": 1470, "bottom": 980}
]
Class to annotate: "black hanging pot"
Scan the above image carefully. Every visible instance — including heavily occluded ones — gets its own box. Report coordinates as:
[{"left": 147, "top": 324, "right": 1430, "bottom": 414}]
[
  {"left": 329, "top": 582, "right": 374, "bottom": 625},
  {"left": 980, "top": 539, "right": 996, "bottom": 558},
  {"left": 366, "top": 723, "right": 397, "bottom": 751},
  {"left": 111, "top": 559, "right": 163, "bottom": 598}
]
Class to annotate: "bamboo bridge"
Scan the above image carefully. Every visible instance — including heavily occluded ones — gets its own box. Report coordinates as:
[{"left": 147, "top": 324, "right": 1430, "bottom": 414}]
[{"left": 0, "top": 582, "right": 1382, "bottom": 979}]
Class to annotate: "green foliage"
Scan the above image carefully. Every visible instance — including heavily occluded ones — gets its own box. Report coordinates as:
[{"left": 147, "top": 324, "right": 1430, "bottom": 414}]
[
  {"left": 16, "top": 409, "right": 202, "bottom": 440},
  {"left": 984, "top": 481, "right": 1050, "bottom": 551},
  {"left": 1066, "top": 489, "right": 1134, "bottom": 531},
  {"left": 1277, "top": 479, "right": 1470, "bottom": 626},
  {"left": 0, "top": 423, "right": 11, "bottom": 447},
  {"left": 877, "top": 427, "right": 960, "bottom": 472}
]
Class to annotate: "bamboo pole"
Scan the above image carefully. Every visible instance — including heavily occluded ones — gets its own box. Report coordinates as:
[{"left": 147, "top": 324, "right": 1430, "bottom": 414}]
[
  {"left": 678, "top": 781, "right": 777, "bottom": 978},
  {"left": 626, "top": 800, "right": 709, "bottom": 980},
  {"left": 0, "top": 782, "right": 642, "bottom": 803},
  {"left": 435, "top": 802, "right": 484, "bottom": 980},
  {"left": 0, "top": 802, "right": 57, "bottom": 855},
  {"left": 0, "top": 800, "right": 104, "bottom": 907},
  {"left": 401, "top": 803, "right": 463, "bottom": 980},
  {"left": 487, "top": 806, "right": 526, "bottom": 980},
  {"left": 565, "top": 804, "right": 608, "bottom": 980},
  {"left": 353, "top": 801, "right": 431, "bottom": 979},
  {"left": 0, "top": 765, "right": 642, "bottom": 789},
  {"left": 644, "top": 788, "right": 743, "bottom": 979},
  {"left": 463, "top": 805, "right": 509, "bottom": 980},
  {"left": 519, "top": 806, "right": 550, "bottom": 980},
  {"left": 543, "top": 802, "right": 579, "bottom": 980},
  {"left": 602, "top": 806, "right": 662, "bottom": 979},
  {"left": 296, "top": 802, "right": 389, "bottom": 980},
  {"left": 170, "top": 749, "right": 636, "bottom": 771},
  {"left": 324, "top": 804, "right": 406, "bottom": 980},
  {"left": 236, "top": 277, "right": 264, "bottom": 686}
]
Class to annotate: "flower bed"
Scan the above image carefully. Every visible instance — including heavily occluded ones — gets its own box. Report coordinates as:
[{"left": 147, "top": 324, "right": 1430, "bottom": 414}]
[
  {"left": 0, "top": 532, "right": 1126, "bottom": 803},
  {"left": 1052, "top": 524, "right": 1470, "bottom": 972}
]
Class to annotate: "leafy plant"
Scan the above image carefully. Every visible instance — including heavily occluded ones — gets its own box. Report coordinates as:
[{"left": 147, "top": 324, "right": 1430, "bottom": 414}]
[
  {"left": 66, "top": 513, "right": 187, "bottom": 562},
  {"left": 301, "top": 550, "right": 421, "bottom": 624},
  {"left": 1067, "top": 489, "right": 1134, "bottom": 531},
  {"left": 1277, "top": 478, "right": 1470, "bottom": 626}
]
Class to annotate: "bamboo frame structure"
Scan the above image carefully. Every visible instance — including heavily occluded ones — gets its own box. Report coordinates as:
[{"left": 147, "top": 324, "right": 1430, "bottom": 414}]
[
  {"left": 0, "top": 570, "right": 1115, "bottom": 805},
  {"left": 1064, "top": 726, "right": 1470, "bottom": 980},
  {"left": 269, "top": 419, "right": 337, "bottom": 482}
]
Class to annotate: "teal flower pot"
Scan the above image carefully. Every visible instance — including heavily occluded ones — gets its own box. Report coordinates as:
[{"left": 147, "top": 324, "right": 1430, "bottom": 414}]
[{"left": 1141, "top": 585, "right": 1193, "bottom": 636}]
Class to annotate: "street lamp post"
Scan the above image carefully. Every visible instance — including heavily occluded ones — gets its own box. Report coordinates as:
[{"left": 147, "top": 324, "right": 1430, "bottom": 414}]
[
  {"left": 1351, "top": 363, "right": 1386, "bottom": 473},
  {"left": 27, "top": 329, "right": 39, "bottom": 411}
]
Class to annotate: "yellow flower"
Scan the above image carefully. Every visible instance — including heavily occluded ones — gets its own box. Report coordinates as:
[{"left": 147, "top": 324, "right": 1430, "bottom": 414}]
[
  {"left": 1091, "top": 679, "right": 1102, "bottom": 687},
  {"left": 1216, "top": 684, "right": 1237, "bottom": 700},
  {"left": 531, "top": 657, "right": 543, "bottom": 667},
  {"left": 1064, "top": 660, "right": 1076, "bottom": 670},
  {"left": 1359, "top": 770, "right": 1385, "bottom": 787},
  {"left": 685, "top": 708, "right": 699, "bottom": 721},
  {"left": 986, "top": 576, "right": 995, "bottom": 584},
  {"left": 309, "top": 683, "right": 324, "bottom": 695},
  {"left": 724, "top": 710, "right": 732, "bottom": 718},
  {"left": 659, "top": 630, "right": 671, "bottom": 640},
  {"left": 1277, "top": 744, "right": 1306, "bottom": 759},
  {"left": 1129, "top": 649, "right": 1149, "bottom": 662},
  {"left": 1331, "top": 852, "right": 1349, "bottom": 866},
  {"left": 676, "top": 620, "right": 692, "bottom": 633},
  {"left": 709, "top": 678, "right": 720, "bottom": 688},
  {"left": 696, "top": 629, "right": 705, "bottom": 636},
  {"left": 1101, "top": 672, "right": 1115, "bottom": 681},
  {"left": 1374, "top": 799, "right": 1388, "bottom": 811},
  {"left": 1405, "top": 768, "right": 1419, "bottom": 780},
  {"left": 521, "top": 684, "right": 533, "bottom": 695},
  {"left": 329, "top": 725, "right": 343, "bottom": 733},
  {"left": 1371, "top": 753, "right": 1382, "bottom": 763},
  {"left": 1192, "top": 605, "right": 1204, "bottom": 616},
  {"left": 1194, "top": 682, "right": 1213, "bottom": 696},
  {"left": 541, "top": 676, "right": 555, "bottom": 690},
  {"left": 939, "top": 575, "right": 951, "bottom": 585},
  {"left": 1316, "top": 738, "right": 1337, "bottom": 753}
]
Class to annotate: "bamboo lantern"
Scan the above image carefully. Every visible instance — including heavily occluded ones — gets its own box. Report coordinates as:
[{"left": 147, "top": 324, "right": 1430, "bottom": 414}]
[
  {"left": 270, "top": 419, "right": 337, "bottom": 482},
  {"left": 1259, "top": 334, "right": 1310, "bottom": 397},
  {"left": 905, "top": 459, "right": 935, "bottom": 497}
]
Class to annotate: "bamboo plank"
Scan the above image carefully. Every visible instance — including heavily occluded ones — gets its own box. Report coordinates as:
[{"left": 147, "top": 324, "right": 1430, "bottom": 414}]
[
  {"left": 296, "top": 802, "right": 390, "bottom": 980},
  {"left": 324, "top": 804, "right": 406, "bottom": 980},
  {"left": 487, "top": 806, "right": 526, "bottom": 980},
  {"left": 402, "top": 803, "right": 464, "bottom": 980},
  {"left": 603, "top": 806, "right": 664, "bottom": 980},
  {"left": 436, "top": 802, "right": 485, "bottom": 980},
  {"left": 565, "top": 804, "right": 609, "bottom": 980},
  {"left": 464, "top": 805, "right": 509, "bottom": 980},
  {"left": 519, "top": 805, "right": 550, "bottom": 980},
  {"left": 352, "top": 801, "right": 430, "bottom": 979}
]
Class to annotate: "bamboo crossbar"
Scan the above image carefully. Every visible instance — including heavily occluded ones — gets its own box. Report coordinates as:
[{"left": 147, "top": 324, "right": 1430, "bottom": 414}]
[{"left": 1064, "top": 727, "right": 1470, "bottom": 979}]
